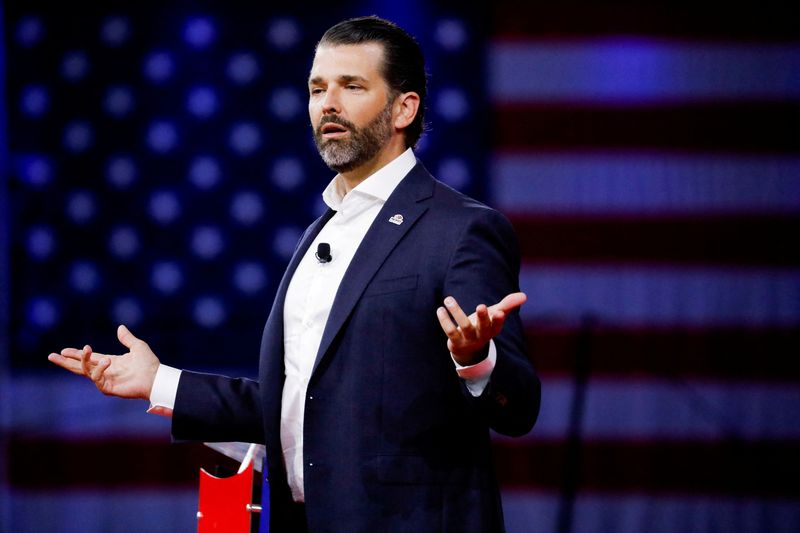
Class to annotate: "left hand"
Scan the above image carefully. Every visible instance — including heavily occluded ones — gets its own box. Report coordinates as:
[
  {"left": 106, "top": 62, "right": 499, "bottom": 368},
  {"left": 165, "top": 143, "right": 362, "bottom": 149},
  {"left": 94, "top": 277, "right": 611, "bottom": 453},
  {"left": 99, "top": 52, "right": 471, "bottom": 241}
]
[{"left": 436, "top": 292, "right": 527, "bottom": 366}]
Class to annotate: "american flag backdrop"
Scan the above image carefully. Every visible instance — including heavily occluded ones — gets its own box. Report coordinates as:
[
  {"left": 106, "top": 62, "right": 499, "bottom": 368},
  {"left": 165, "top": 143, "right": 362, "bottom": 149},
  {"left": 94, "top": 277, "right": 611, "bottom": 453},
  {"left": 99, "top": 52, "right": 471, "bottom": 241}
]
[
  {"left": 487, "top": 4, "right": 800, "bottom": 533},
  {"left": 2, "top": 2, "right": 800, "bottom": 533}
]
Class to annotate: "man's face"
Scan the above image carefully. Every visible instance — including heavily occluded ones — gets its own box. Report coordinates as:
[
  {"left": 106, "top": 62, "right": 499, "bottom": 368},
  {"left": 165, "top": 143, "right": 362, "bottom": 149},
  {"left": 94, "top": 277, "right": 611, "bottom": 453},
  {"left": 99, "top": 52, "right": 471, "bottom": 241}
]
[{"left": 308, "top": 43, "right": 396, "bottom": 173}]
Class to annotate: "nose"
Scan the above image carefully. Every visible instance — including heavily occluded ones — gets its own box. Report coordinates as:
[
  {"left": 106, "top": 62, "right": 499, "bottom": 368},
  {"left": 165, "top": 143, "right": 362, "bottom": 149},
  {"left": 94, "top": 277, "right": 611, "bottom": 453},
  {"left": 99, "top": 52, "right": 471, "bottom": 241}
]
[{"left": 321, "top": 87, "right": 340, "bottom": 115}]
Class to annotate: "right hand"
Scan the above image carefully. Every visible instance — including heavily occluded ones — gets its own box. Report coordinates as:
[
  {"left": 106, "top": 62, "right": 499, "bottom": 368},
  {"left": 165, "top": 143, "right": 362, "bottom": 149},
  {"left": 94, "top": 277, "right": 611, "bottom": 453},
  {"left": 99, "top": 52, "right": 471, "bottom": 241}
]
[{"left": 48, "top": 325, "right": 160, "bottom": 400}]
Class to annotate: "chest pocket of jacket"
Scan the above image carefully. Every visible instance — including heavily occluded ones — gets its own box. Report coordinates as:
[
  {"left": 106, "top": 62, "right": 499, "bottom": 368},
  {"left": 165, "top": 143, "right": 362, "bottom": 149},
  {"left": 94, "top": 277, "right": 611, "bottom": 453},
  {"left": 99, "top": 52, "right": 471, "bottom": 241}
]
[{"left": 363, "top": 274, "right": 418, "bottom": 297}]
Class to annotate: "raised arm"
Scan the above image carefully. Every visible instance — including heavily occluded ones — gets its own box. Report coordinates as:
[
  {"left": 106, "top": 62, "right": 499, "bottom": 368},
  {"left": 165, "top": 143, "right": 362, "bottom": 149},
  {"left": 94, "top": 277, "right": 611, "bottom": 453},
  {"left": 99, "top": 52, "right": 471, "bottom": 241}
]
[{"left": 438, "top": 207, "right": 540, "bottom": 437}]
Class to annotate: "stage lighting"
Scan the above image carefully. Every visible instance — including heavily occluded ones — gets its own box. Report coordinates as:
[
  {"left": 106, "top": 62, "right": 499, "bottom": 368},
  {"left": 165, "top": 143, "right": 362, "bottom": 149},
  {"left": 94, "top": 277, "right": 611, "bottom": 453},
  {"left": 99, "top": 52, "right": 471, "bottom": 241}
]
[
  {"left": 63, "top": 121, "right": 94, "bottom": 152},
  {"left": 15, "top": 16, "right": 44, "bottom": 47},
  {"left": 66, "top": 191, "right": 96, "bottom": 224},
  {"left": 108, "top": 225, "right": 141, "bottom": 259},
  {"left": 186, "top": 86, "right": 218, "bottom": 118},
  {"left": 104, "top": 85, "right": 135, "bottom": 117},
  {"left": 61, "top": 51, "right": 90, "bottom": 82},
  {"left": 191, "top": 226, "right": 225, "bottom": 260},
  {"left": 272, "top": 226, "right": 303, "bottom": 261},
  {"left": 230, "top": 191, "right": 264, "bottom": 226},
  {"left": 184, "top": 17, "right": 216, "bottom": 48},
  {"left": 100, "top": 16, "right": 131, "bottom": 47},
  {"left": 435, "top": 88, "right": 468, "bottom": 122},
  {"left": 193, "top": 296, "right": 226, "bottom": 328},
  {"left": 151, "top": 261, "right": 184, "bottom": 294},
  {"left": 26, "top": 297, "right": 59, "bottom": 329},
  {"left": 20, "top": 85, "right": 49, "bottom": 117},
  {"left": 270, "top": 157, "right": 305, "bottom": 192},
  {"left": 266, "top": 17, "right": 301, "bottom": 51},
  {"left": 229, "top": 122, "right": 262, "bottom": 155},
  {"left": 189, "top": 156, "right": 221, "bottom": 189},
  {"left": 112, "top": 297, "right": 144, "bottom": 327},
  {"left": 149, "top": 190, "right": 182, "bottom": 225},
  {"left": 146, "top": 120, "right": 178, "bottom": 154},
  {"left": 26, "top": 225, "right": 56, "bottom": 260},
  {"left": 437, "top": 157, "right": 471, "bottom": 190},
  {"left": 228, "top": 53, "right": 260, "bottom": 85},
  {"left": 70, "top": 261, "right": 101, "bottom": 293},
  {"left": 106, "top": 155, "right": 137, "bottom": 189},
  {"left": 233, "top": 262, "right": 267, "bottom": 294},
  {"left": 17, "top": 154, "right": 52, "bottom": 187},
  {"left": 143, "top": 51, "right": 174, "bottom": 83},
  {"left": 269, "top": 87, "right": 303, "bottom": 122},
  {"left": 435, "top": 19, "right": 468, "bottom": 51}
]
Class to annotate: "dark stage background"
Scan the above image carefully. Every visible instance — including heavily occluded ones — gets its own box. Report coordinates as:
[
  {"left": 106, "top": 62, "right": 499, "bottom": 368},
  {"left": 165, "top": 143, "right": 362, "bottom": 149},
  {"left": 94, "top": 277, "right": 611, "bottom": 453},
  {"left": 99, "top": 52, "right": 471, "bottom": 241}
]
[{"left": 1, "top": 2, "right": 799, "bottom": 532}]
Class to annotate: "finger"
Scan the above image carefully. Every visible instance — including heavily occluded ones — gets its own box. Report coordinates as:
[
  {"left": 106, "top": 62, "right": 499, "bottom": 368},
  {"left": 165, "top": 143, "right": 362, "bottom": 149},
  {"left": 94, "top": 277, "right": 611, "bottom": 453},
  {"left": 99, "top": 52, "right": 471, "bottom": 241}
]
[
  {"left": 489, "top": 292, "right": 527, "bottom": 314},
  {"left": 488, "top": 308, "right": 507, "bottom": 336},
  {"left": 60, "top": 347, "right": 106, "bottom": 363},
  {"left": 59, "top": 347, "right": 83, "bottom": 358},
  {"left": 80, "top": 345, "right": 94, "bottom": 377},
  {"left": 436, "top": 306, "right": 458, "bottom": 338},
  {"left": 90, "top": 357, "right": 111, "bottom": 384},
  {"left": 474, "top": 304, "right": 492, "bottom": 339},
  {"left": 444, "top": 296, "right": 476, "bottom": 339},
  {"left": 48, "top": 353, "right": 90, "bottom": 375}
]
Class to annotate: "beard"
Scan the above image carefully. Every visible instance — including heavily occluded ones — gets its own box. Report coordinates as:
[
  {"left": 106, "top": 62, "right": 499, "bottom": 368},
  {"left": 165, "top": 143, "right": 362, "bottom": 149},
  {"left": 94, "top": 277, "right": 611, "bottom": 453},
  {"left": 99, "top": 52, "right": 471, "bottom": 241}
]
[{"left": 313, "top": 101, "right": 394, "bottom": 173}]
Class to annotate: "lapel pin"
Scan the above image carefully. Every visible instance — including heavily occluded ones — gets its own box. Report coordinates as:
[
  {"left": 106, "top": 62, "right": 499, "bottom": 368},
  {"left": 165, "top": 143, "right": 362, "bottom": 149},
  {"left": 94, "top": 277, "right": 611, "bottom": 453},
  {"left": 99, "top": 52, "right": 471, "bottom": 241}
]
[{"left": 388, "top": 214, "right": 404, "bottom": 225}]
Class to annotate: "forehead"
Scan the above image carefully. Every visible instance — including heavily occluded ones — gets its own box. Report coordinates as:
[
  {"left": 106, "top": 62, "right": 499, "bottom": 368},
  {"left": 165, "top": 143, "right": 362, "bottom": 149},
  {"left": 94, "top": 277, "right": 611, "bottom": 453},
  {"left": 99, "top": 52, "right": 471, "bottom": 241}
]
[{"left": 309, "top": 42, "right": 385, "bottom": 82}]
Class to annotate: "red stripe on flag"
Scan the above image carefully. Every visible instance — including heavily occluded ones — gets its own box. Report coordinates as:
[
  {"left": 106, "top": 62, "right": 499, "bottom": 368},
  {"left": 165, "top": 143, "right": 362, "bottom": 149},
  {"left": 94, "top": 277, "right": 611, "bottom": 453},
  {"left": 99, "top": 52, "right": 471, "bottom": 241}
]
[
  {"left": 490, "top": 4, "right": 800, "bottom": 42},
  {"left": 492, "top": 103, "right": 800, "bottom": 153},
  {"left": 8, "top": 437, "right": 238, "bottom": 489},
  {"left": 509, "top": 214, "right": 800, "bottom": 267},
  {"left": 492, "top": 438, "right": 800, "bottom": 497},
  {"left": 525, "top": 326, "right": 800, "bottom": 382}
]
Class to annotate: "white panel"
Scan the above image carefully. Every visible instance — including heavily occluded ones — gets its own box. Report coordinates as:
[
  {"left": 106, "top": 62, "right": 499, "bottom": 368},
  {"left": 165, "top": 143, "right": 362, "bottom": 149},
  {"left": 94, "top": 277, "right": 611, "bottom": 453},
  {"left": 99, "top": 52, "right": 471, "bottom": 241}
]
[
  {"left": 497, "top": 379, "right": 800, "bottom": 441},
  {"left": 10, "top": 489, "right": 197, "bottom": 533},
  {"left": 519, "top": 266, "right": 800, "bottom": 327},
  {"left": 492, "top": 153, "right": 800, "bottom": 214},
  {"left": 490, "top": 41, "right": 800, "bottom": 103},
  {"left": 502, "top": 490, "right": 800, "bottom": 533}
]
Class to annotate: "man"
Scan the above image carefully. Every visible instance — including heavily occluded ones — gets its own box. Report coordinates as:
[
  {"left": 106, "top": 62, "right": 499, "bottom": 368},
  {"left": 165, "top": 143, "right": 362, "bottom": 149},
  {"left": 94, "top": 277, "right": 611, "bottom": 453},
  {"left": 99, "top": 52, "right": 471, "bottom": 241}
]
[{"left": 49, "top": 16, "right": 540, "bottom": 532}]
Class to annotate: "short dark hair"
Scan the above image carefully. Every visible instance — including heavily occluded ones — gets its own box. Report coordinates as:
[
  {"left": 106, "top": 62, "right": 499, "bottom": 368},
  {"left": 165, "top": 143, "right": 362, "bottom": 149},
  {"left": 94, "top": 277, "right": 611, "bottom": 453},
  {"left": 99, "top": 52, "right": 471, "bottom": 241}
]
[{"left": 318, "top": 16, "right": 428, "bottom": 148}]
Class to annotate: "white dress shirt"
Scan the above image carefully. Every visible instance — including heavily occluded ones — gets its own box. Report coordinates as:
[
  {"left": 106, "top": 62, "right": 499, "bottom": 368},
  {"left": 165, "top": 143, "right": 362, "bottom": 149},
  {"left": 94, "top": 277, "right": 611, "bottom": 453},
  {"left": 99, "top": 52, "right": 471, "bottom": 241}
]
[{"left": 148, "top": 147, "right": 496, "bottom": 502}]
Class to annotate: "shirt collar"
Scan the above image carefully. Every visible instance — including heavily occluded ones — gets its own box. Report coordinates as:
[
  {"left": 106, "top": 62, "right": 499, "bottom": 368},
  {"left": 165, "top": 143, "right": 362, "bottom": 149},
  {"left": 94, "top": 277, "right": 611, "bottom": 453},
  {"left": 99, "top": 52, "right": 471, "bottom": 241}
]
[{"left": 321, "top": 147, "right": 417, "bottom": 210}]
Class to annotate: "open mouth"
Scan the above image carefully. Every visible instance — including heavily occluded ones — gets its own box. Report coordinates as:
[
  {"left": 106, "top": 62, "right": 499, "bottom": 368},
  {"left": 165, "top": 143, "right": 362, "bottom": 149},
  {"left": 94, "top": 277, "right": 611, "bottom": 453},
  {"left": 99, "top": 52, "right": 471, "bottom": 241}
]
[{"left": 320, "top": 122, "right": 349, "bottom": 138}]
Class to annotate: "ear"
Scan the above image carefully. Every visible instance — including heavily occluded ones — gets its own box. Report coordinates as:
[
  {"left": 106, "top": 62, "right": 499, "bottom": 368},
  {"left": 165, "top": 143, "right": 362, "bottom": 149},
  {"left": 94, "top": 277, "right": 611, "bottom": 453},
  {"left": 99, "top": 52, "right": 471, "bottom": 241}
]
[{"left": 393, "top": 92, "right": 420, "bottom": 131}]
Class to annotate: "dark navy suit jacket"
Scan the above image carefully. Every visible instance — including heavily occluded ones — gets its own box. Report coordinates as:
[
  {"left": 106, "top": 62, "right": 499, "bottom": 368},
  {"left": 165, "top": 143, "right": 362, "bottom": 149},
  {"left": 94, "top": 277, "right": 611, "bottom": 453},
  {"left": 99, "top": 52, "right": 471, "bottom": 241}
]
[{"left": 172, "top": 162, "right": 541, "bottom": 532}]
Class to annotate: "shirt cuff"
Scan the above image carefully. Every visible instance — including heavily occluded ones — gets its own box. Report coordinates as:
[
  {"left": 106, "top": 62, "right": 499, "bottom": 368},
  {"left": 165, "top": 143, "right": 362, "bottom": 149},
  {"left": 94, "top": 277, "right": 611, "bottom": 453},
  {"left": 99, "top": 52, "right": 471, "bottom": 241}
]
[
  {"left": 452, "top": 340, "right": 496, "bottom": 397},
  {"left": 146, "top": 364, "right": 181, "bottom": 417}
]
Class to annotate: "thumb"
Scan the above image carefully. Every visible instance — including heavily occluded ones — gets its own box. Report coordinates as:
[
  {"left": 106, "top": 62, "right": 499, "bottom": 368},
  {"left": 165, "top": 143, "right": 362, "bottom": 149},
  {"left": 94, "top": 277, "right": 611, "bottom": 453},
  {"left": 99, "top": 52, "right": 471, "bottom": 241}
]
[
  {"left": 117, "top": 324, "right": 140, "bottom": 349},
  {"left": 492, "top": 292, "right": 527, "bottom": 313}
]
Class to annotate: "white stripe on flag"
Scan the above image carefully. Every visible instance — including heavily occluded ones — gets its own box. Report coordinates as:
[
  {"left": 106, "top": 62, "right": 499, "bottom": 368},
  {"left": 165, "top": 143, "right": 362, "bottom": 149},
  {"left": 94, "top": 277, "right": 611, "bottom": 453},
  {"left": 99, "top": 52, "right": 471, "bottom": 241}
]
[
  {"left": 489, "top": 41, "right": 800, "bottom": 103},
  {"left": 519, "top": 266, "right": 800, "bottom": 326},
  {"left": 496, "top": 378, "right": 800, "bottom": 441},
  {"left": 6, "top": 375, "right": 172, "bottom": 438},
  {"left": 491, "top": 153, "right": 800, "bottom": 214},
  {"left": 501, "top": 490, "right": 800, "bottom": 533},
  {"left": 10, "top": 489, "right": 197, "bottom": 533}
]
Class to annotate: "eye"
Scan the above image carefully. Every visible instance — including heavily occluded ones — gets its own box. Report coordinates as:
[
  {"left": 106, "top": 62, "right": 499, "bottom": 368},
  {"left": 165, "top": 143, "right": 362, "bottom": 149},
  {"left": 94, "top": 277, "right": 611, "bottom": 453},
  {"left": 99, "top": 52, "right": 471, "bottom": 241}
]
[
  {"left": 310, "top": 87, "right": 325, "bottom": 95},
  {"left": 346, "top": 84, "right": 362, "bottom": 91}
]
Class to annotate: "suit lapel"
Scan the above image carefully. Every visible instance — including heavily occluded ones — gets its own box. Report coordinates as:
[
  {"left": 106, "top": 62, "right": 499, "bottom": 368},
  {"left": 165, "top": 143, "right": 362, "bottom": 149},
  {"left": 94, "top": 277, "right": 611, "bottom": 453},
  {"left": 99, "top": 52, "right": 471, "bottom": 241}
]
[
  {"left": 311, "top": 163, "right": 435, "bottom": 376},
  {"left": 261, "top": 208, "right": 335, "bottom": 376}
]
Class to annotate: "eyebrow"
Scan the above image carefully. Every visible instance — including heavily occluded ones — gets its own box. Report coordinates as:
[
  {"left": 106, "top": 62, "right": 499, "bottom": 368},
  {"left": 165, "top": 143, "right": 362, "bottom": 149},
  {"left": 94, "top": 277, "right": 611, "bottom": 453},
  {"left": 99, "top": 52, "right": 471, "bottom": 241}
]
[{"left": 308, "top": 74, "right": 370, "bottom": 85}]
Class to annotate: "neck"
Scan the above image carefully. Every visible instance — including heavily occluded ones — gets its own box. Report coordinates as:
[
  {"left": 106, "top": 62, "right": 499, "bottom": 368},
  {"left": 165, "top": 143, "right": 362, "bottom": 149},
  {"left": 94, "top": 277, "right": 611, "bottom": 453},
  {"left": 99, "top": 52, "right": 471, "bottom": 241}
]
[{"left": 339, "top": 136, "right": 407, "bottom": 193}]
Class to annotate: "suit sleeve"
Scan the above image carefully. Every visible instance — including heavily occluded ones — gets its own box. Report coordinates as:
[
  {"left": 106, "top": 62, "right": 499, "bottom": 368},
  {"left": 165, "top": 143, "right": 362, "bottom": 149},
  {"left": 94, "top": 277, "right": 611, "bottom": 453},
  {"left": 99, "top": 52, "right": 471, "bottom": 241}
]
[
  {"left": 443, "top": 207, "right": 541, "bottom": 437},
  {"left": 171, "top": 370, "right": 265, "bottom": 444}
]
